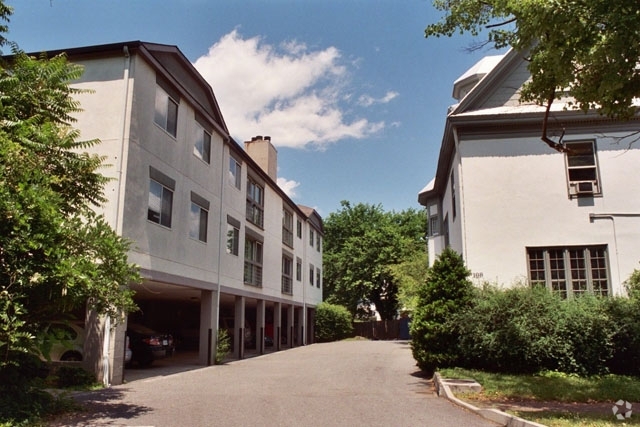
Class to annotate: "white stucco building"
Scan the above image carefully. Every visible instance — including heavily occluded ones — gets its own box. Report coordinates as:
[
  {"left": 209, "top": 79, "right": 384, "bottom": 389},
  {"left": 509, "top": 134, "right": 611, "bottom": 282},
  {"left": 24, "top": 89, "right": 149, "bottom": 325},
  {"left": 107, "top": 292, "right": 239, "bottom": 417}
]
[
  {"left": 43, "top": 41, "right": 323, "bottom": 385},
  {"left": 419, "top": 49, "right": 640, "bottom": 296}
]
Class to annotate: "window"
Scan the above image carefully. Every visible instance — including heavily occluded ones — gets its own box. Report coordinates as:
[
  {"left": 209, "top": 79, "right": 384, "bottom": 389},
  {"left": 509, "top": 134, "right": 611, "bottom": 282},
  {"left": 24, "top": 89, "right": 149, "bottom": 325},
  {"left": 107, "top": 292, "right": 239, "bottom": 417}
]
[
  {"left": 189, "top": 192, "right": 209, "bottom": 242},
  {"left": 309, "top": 264, "right": 314, "bottom": 286},
  {"left": 427, "top": 203, "right": 439, "bottom": 237},
  {"left": 194, "top": 122, "right": 211, "bottom": 164},
  {"left": 566, "top": 140, "right": 600, "bottom": 196},
  {"left": 282, "top": 255, "right": 293, "bottom": 295},
  {"left": 283, "top": 209, "right": 294, "bottom": 247},
  {"left": 147, "top": 167, "right": 175, "bottom": 228},
  {"left": 229, "top": 156, "right": 241, "bottom": 189},
  {"left": 527, "top": 246, "right": 610, "bottom": 297},
  {"left": 297, "top": 219, "right": 302, "bottom": 239},
  {"left": 309, "top": 229, "right": 314, "bottom": 248},
  {"left": 154, "top": 84, "right": 178, "bottom": 137},
  {"left": 450, "top": 172, "right": 457, "bottom": 219},
  {"left": 226, "top": 216, "right": 240, "bottom": 255},
  {"left": 244, "top": 236, "right": 263, "bottom": 287},
  {"left": 316, "top": 234, "right": 321, "bottom": 252},
  {"left": 296, "top": 257, "right": 302, "bottom": 281},
  {"left": 316, "top": 268, "right": 321, "bottom": 289},
  {"left": 246, "top": 178, "right": 264, "bottom": 228}
]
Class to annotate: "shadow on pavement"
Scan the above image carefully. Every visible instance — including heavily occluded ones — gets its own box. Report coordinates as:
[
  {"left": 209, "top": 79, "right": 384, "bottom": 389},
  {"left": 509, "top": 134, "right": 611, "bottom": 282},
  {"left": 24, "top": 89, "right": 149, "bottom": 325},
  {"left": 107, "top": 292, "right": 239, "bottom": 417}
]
[{"left": 48, "top": 387, "right": 152, "bottom": 426}]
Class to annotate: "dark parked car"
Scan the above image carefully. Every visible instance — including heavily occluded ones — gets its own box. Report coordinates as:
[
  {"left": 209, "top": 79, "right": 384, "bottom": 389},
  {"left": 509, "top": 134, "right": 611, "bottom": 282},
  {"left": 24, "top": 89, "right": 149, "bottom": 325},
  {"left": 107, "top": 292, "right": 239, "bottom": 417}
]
[{"left": 126, "top": 323, "right": 174, "bottom": 367}]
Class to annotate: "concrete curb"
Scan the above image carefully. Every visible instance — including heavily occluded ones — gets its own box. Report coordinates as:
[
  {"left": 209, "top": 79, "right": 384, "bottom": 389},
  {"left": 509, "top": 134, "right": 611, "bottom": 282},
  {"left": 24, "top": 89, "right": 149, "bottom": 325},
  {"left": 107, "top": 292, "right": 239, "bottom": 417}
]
[{"left": 434, "top": 373, "right": 547, "bottom": 427}]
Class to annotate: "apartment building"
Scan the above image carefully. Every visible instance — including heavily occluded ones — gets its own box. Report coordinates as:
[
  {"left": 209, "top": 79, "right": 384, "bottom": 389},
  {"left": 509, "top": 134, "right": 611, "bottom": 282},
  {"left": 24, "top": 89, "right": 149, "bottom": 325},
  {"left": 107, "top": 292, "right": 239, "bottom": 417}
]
[{"left": 45, "top": 41, "right": 322, "bottom": 385}]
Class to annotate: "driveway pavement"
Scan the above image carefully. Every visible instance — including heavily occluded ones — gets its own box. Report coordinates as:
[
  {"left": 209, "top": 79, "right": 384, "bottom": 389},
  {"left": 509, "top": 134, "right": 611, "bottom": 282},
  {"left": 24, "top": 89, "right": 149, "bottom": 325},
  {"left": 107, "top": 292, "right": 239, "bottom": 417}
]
[{"left": 49, "top": 340, "right": 497, "bottom": 426}]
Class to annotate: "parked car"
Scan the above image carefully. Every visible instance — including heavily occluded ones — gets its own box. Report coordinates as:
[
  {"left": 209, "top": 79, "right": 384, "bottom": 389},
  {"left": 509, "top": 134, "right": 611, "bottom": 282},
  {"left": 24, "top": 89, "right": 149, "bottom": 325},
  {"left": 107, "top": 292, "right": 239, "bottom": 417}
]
[
  {"left": 39, "top": 321, "right": 85, "bottom": 362},
  {"left": 126, "top": 323, "right": 174, "bottom": 367}
]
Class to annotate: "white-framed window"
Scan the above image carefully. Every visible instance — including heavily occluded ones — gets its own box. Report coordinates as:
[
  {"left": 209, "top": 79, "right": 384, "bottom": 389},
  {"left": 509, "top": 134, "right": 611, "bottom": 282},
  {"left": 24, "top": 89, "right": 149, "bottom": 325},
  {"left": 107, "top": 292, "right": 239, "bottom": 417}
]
[
  {"left": 194, "top": 121, "right": 211, "bottom": 164},
  {"left": 154, "top": 84, "right": 178, "bottom": 137},
  {"left": 309, "top": 229, "right": 314, "bottom": 248},
  {"left": 309, "top": 264, "right": 315, "bottom": 286},
  {"left": 297, "top": 219, "right": 302, "bottom": 239},
  {"left": 527, "top": 245, "right": 610, "bottom": 297},
  {"left": 229, "top": 156, "right": 241, "bottom": 189},
  {"left": 296, "top": 257, "right": 302, "bottom": 281},
  {"left": 226, "top": 216, "right": 240, "bottom": 256},
  {"left": 246, "top": 177, "right": 264, "bottom": 228},
  {"left": 147, "top": 167, "right": 175, "bottom": 228},
  {"left": 566, "top": 140, "right": 601, "bottom": 197},
  {"left": 282, "top": 208, "right": 294, "bottom": 248},
  {"left": 282, "top": 255, "right": 293, "bottom": 295},
  {"left": 244, "top": 236, "right": 263, "bottom": 287},
  {"left": 316, "top": 234, "right": 321, "bottom": 252},
  {"left": 316, "top": 268, "right": 321, "bottom": 289},
  {"left": 427, "top": 203, "right": 439, "bottom": 237},
  {"left": 189, "top": 192, "right": 209, "bottom": 243}
]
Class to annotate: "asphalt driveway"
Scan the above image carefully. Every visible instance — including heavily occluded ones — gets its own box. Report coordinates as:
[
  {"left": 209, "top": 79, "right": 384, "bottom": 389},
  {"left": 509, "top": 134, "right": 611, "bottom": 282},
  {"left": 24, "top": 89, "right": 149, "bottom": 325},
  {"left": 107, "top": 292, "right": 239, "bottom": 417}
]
[{"left": 50, "top": 340, "right": 497, "bottom": 426}]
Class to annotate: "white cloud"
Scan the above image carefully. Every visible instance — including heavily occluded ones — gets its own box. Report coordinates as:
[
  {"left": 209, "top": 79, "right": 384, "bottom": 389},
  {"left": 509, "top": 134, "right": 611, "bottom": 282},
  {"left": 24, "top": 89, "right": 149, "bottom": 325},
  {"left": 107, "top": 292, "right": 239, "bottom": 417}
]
[
  {"left": 193, "top": 30, "right": 391, "bottom": 150},
  {"left": 277, "top": 177, "right": 300, "bottom": 199},
  {"left": 357, "top": 91, "right": 399, "bottom": 107}
]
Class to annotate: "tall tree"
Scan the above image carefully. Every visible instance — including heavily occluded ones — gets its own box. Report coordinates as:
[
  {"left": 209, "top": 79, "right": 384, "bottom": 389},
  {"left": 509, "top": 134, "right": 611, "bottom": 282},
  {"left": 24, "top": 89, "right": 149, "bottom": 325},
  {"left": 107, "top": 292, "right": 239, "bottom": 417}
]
[
  {"left": 426, "top": 0, "right": 640, "bottom": 150},
  {"left": 322, "top": 201, "right": 426, "bottom": 320},
  {"left": 0, "top": 31, "right": 139, "bottom": 362}
]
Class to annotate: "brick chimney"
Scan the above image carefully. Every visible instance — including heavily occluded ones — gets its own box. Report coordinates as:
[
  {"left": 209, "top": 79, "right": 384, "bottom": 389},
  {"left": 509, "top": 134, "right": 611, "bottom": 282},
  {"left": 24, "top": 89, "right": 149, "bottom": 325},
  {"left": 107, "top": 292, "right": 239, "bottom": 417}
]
[{"left": 244, "top": 135, "right": 277, "bottom": 181}]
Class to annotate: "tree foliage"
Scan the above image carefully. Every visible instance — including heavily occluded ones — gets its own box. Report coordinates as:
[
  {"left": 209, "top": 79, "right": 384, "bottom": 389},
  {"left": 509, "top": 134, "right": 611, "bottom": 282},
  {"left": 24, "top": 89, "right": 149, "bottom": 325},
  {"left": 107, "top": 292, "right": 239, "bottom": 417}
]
[
  {"left": 322, "top": 201, "right": 426, "bottom": 320},
  {"left": 0, "top": 15, "right": 139, "bottom": 368},
  {"left": 426, "top": 0, "right": 640, "bottom": 150}
]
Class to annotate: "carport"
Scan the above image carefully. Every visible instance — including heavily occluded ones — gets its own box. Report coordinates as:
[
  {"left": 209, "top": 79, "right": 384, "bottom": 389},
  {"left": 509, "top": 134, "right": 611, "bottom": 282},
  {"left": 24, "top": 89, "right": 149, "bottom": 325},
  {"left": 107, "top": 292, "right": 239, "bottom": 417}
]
[{"left": 120, "top": 279, "right": 315, "bottom": 382}]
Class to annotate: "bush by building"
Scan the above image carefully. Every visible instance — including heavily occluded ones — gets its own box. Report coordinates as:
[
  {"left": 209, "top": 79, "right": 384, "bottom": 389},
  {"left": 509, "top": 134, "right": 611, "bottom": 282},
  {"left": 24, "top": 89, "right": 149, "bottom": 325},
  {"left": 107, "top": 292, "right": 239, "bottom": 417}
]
[{"left": 315, "top": 302, "right": 354, "bottom": 342}]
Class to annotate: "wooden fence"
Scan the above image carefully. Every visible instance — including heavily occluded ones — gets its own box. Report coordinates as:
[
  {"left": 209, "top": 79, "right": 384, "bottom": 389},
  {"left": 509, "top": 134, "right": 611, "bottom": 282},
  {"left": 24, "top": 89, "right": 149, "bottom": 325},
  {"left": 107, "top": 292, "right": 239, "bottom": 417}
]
[{"left": 352, "top": 318, "right": 410, "bottom": 340}]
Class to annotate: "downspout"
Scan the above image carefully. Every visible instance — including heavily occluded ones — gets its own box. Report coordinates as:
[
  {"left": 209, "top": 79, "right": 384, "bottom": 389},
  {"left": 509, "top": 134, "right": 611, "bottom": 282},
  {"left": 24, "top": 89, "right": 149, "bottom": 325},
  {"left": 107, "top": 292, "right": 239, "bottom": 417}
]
[
  {"left": 212, "top": 140, "right": 229, "bottom": 364},
  {"left": 115, "top": 45, "right": 131, "bottom": 234},
  {"left": 589, "top": 212, "right": 640, "bottom": 293},
  {"left": 302, "top": 219, "right": 307, "bottom": 345},
  {"left": 105, "top": 45, "right": 131, "bottom": 388}
]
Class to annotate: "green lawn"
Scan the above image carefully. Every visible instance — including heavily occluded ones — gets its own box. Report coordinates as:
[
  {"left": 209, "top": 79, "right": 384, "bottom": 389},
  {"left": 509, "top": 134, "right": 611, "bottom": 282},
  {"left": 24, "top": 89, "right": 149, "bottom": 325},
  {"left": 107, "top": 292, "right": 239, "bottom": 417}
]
[{"left": 438, "top": 368, "right": 640, "bottom": 426}]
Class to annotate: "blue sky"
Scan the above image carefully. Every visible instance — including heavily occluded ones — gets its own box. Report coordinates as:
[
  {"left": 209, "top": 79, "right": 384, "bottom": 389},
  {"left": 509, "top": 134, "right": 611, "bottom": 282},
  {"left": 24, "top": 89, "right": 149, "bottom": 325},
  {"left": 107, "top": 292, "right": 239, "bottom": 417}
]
[{"left": 6, "top": 0, "right": 496, "bottom": 216}]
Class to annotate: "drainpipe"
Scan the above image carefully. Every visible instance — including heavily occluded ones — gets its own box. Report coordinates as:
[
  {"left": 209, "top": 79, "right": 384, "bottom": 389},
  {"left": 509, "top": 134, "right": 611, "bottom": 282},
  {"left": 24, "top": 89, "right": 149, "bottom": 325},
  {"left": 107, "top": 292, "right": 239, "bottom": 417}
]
[
  {"left": 106, "top": 45, "right": 131, "bottom": 387},
  {"left": 211, "top": 140, "right": 229, "bottom": 365},
  {"left": 589, "top": 212, "right": 640, "bottom": 293}
]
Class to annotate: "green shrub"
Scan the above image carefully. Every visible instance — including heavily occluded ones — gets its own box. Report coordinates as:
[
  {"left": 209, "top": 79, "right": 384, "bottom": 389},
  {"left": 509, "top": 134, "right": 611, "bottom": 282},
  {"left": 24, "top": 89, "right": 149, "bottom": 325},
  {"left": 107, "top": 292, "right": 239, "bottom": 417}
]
[
  {"left": 455, "top": 286, "right": 616, "bottom": 376},
  {"left": 605, "top": 297, "right": 640, "bottom": 376},
  {"left": 455, "top": 285, "right": 566, "bottom": 373},
  {"left": 410, "top": 248, "right": 474, "bottom": 375},
  {"left": 558, "top": 294, "right": 614, "bottom": 376},
  {"left": 56, "top": 365, "right": 96, "bottom": 388},
  {"left": 624, "top": 268, "right": 640, "bottom": 300},
  {"left": 315, "top": 302, "right": 354, "bottom": 342},
  {"left": 215, "top": 328, "right": 231, "bottom": 365},
  {"left": 0, "top": 352, "right": 54, "bottom": 424}
]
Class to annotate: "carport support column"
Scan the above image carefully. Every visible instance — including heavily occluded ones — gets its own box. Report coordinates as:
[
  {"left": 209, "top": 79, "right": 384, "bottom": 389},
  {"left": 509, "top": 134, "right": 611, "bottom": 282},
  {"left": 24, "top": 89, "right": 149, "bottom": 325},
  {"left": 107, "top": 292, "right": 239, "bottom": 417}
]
[
  {"left": 307, "top": 308, "right": 315, "bottom": 344},
  {"left": 235, "top": 296, "right": 245, "bottom": 359},
  {"left": 274, "top": 302, "right": 282, "bottom": 351},
  {"left": 287, "top": 304, "right": 295, "bottom": 348},
  {"left": 199, "top": 290, "right": 219, "bottom": 366},
  {"left": 256, "top": 299, "right": 265, "bottom": 354},
  {"left": 297, "top": 307, "right": 305, "bottom": 346}
]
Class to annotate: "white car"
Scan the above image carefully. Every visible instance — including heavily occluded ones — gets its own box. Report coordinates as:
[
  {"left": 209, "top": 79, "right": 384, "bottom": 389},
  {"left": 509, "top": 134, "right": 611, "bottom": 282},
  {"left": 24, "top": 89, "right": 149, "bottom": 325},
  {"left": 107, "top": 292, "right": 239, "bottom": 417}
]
[{"left": 40, "top": 321, "right": 85, "bottom": 362}]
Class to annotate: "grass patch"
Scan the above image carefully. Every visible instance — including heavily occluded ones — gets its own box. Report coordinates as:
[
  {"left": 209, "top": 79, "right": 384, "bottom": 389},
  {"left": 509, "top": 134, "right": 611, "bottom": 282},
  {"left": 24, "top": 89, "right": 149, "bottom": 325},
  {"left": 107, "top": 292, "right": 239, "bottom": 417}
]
[
  {"left": 511, "top": 411, "right": 640, "bottom": 427},
  {"left": 439, "top": 367, "right": 640, "bottom": 402},
  {"left": 439, "top": 368, "right": 640, "bottom": 426}
]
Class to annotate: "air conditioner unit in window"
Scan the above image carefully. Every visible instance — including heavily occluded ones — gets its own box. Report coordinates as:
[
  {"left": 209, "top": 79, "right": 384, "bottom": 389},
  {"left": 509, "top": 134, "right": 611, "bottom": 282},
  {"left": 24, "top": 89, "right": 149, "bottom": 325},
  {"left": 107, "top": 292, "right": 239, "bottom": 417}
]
[{"left": 574, "top": 181, "right": 596, "bottom": 195}]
